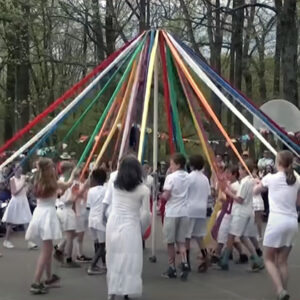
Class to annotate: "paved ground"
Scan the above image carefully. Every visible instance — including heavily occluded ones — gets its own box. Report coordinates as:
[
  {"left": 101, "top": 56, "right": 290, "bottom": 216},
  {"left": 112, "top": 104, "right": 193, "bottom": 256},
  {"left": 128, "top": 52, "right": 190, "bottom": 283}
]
[{"left": 1, "top": 219, "right": 300, "bottom": 300}]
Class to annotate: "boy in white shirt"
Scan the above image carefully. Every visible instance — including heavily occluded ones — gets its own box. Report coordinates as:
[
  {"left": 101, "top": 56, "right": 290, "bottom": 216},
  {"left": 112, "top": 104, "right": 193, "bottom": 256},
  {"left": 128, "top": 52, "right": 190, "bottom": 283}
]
[
  {"left": 86, "top": 168, "right": 107, "bottom": 275},
  {"left": 186, "top": 154, "right": 210, "bottom": 272},
  {"left": 219, "top": 159, "right": 264, "bottom": 271},
  {"left": 160, "top": 153, "right": 190, "bottom": 280}
]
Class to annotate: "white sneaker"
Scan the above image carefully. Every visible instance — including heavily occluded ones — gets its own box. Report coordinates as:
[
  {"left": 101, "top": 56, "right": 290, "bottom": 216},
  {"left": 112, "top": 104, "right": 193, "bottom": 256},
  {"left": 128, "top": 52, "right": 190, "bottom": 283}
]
[
  {"left": 3, "top": 240, "right": 14, "bottom": 249},
  {"left": 28, "top": 241, "right": 38, "bottom": 250}
]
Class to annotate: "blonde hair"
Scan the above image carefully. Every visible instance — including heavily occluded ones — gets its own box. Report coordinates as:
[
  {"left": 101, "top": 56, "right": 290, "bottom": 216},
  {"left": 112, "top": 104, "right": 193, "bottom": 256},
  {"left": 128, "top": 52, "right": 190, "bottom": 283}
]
[
  {"left": 34, "top": 158, "right": 58, "bottom": 198},
  {"left": 277, "top": 150, "right": 296, "bottom": 185}
]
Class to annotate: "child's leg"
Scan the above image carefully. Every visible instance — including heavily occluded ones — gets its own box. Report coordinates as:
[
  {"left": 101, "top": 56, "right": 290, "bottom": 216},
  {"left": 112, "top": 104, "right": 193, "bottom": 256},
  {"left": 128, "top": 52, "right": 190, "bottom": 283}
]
[
  {"left": 277, "top": 246, "right": 292, "bottom": 290},
  {"left": 185, "top": 238, "right": 191, "bottom": 267},
  {"left": 254, "top": 211, "right": 263, "bottom": 239},
  {"left": 44, "top": 241, "right": 54, "bottom": 280},
  {"left": 264, "top": 247, "right": 284, "bottom": 294},
  {"left": 5, "top": 223, "right": 12, "bottom": 241},
  {"left": 167, "top": 243, "right": 176, "bottom": 267},
  {"left": 76, "top": 231, "right": 84, "bottom": 257},
  {"left": 34, "top": 240, "right": 52, "bottom": 283},
  {"left": 65, "top": 230, "right": 75, "bottom": 261}
]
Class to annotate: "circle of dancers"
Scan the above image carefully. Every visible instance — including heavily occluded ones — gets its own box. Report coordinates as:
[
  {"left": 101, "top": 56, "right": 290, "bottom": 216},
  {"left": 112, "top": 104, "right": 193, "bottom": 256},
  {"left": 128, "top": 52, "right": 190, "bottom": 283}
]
[{"left": 0, "top": 149, "right": 299, "bottom": 300}]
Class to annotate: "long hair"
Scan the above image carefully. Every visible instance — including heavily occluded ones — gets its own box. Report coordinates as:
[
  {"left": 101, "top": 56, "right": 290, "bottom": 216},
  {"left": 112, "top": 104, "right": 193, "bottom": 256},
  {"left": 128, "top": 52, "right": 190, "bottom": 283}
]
[
  {"left": 34, "top": 158, "right": 58, "bottom": 198},
  {"left": 277, "top": 150, "right": 296, "bottom": 185},
  {"left": 114, "top": 156, "right": 143, "bottom": 191}
]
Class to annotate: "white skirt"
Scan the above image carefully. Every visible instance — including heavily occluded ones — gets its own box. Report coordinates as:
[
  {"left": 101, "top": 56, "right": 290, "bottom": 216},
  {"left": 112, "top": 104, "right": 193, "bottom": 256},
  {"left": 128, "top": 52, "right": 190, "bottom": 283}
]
[
  {"left": 106, "top": 214, "right": 143, "bottom": 297},
  {"left": 2, "top": 195, "right": 32, "bottom": 225},
  {"left": 263, "top": 213, "right": 298, "bottom": 248},
  {"left": 57, "top": 207, "right": 77, "bottom": 232},
  {"left": 26, "top": 204, "right": 62, "bottom": 244},
  {"left": 253, "top": 195, "right": 264, "bottom": 212}
]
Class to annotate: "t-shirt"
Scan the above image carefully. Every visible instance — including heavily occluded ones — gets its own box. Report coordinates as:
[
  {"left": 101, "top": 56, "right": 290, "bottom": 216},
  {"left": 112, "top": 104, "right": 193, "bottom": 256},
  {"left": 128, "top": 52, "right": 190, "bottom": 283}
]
[
  {"left": 229, "top": 180, "right": 240, "bottom": 215},
  {"left": 187, "top": 170, "right": 210, "bottom": 218},
  {"left": 163, "top": 170, "right": 189, "bottom": 217},
  {"left": 232, "top": 176, "right": 254, "bottom": 217},
  {"left": 87, "top": 185, "right": 106, "bottom": 231},
  {"left": 262, "top": 172, "right": 300, "bottom": 218},
  {"left": 103, "top": 170, "right": 118, "bottom": 208}
]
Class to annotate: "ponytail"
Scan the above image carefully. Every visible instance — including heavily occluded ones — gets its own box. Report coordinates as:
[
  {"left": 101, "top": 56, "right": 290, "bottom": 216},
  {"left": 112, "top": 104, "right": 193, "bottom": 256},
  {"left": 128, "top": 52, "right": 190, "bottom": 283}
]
[
  {"left": 285, "top": 164, "right": 296, "bottom": 186},
  {"left": 277, "top": 150, "right": 296, "bottom": 186}
]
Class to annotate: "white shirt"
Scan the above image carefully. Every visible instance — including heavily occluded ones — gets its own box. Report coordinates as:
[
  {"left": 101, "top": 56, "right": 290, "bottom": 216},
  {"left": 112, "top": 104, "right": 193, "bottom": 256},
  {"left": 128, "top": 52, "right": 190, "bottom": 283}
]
[
  {"left": 232, "top": 176, "right": 254, "bottom": 217},
  {"left": 87, "top": 185, "right": 107, "bottom": 231},
  {"left": 230, "top": 181, "right": 240, "bottom": 215},
  {"left": 144, "top": 175, "right": 154, "bottom": 191},
  {"left": 103, "top": 170, "right": 118, "bottom": 207},
  {"left": 187, "top": 170, "right": 210, "bottom": 218},
  {"left": 163, "top": 170, "right": 189, "bottom": 217},
  {"left": 262, "top": 172, "right": 300, "bottom": 218}
]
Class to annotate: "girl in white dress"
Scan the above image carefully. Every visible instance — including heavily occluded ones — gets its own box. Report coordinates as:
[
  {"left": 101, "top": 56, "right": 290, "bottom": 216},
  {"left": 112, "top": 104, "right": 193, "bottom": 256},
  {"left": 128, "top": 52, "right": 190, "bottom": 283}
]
[
  {"left": 2, "top": 164, "right": 34, "bottom": 249},
  {"left": 26, "top": 158, "right": 76, "bottom": 295},
  {"left": 254, "top": 150, "right": 300, "bottom": 300},
  {"left": 103, "top": 156, "right": 150, "bottom": 300}
]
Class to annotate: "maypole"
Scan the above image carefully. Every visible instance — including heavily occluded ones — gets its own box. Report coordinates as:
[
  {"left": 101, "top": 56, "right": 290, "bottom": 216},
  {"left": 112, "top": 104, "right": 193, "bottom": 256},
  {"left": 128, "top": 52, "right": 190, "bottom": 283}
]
[{"left": 149, "top": 49, "right": 159, "bottom": 263}]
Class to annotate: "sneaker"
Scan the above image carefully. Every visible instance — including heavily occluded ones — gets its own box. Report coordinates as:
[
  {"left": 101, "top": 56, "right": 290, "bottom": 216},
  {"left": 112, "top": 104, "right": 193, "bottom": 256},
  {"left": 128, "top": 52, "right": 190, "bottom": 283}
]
[
  {"left": 28, "top": 241, "right": 38, "bottom": 250},
  {"left": 179, "top": 263, "right": 189, "bottom": 281},
  {"left": 76, "top": 255, "right": 92, "bottom": 263},
  {"left": 277, "top": 289, "right": 290, "bottom": 300},
  {"left": 53, "top": 249, "right": 64, "bottom": 263},
  {"left": 250, "top": 262, "right": 264, "bottom": 272},
  {"left": 87, "top": 266, "right": 106, "bottom": 275},
  {"left": 3, "top": 240, "right": 14, "bottom": 249},
  {"left": 44, "top": 274, "right": 60, "bottom": 288},
  {"left": 61, "top": 261, "right": 81, "bottom": 268},
  {"left": 161, "top": 266, "right": 177, "bottom": 279},
  {"left": 217, "top": 260, "right": 229, "bottom": 271},
  {"left": 30, "top": 283, "right": 49, "bottom": 294}
]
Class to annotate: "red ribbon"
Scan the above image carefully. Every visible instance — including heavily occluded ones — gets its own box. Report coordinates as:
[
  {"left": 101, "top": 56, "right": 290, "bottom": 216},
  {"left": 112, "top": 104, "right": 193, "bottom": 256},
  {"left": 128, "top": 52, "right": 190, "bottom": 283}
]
[{"left": 0, "top": 36, "right": 138, "bottom": 154}]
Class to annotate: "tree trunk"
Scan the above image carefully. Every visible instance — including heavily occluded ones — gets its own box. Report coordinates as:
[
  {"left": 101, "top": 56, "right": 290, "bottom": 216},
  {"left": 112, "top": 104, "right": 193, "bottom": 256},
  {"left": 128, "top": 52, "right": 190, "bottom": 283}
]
[
  {"left": 139, "top": 0, "right": 146, "bottom": 32},
  {"left": 5, "top": 63, "right": 15, "bottom": 140},
  {"left": 92, "top": 0, "right": 105, "bottom": 62},
  {"left": 15, "top": 4, "right": 30, "bottom": 129},
  {"left": 273, "top": 0, "right": 282, "bottom": 97},
  {"left": 105, "top": 0, "right": 115, "bottom": 56},
  {"left": 281, "top": 0, "right": 298, "bottom": 105}
]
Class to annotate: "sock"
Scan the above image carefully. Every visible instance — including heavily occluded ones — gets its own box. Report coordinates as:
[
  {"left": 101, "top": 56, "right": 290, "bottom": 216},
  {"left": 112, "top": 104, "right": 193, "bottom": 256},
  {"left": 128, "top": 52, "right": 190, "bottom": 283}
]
[
  {"left": 186, "top": 249, "right": 190, "bottom": 266},
  {"left": 66, "top": 257, "right": 72, "bottom": 263},
  {"left": 99, "top": 243, "right": 106, "bottom": 264},
  {"left": 94, "top": 242, "right": 99, "bottom": 254},
  {"left": 220, "top": 248, "right": 231, "bottom": 266}
]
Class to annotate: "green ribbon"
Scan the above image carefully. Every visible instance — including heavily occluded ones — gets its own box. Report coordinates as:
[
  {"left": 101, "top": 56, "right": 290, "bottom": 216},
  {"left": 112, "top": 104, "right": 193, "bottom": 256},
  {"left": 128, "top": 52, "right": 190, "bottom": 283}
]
[
  {"left": 62, "top": 49, "right": 134, "bottom": 143},
  {"left": 77, "top": 35, "right": 147, "bottom": 166},
  {"left": 166, "top": 46, "right": 186, "bottom": 156}
]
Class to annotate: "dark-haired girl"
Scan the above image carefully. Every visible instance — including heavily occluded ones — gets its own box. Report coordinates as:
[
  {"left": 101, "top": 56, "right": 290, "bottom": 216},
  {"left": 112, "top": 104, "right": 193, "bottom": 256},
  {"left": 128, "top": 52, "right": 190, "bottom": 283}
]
[
  {"left": 254, "top": 150, "right": 300, "bottom": 300},
  {"left": 105, "top": 156, "right": 150, "bottom": 300}
]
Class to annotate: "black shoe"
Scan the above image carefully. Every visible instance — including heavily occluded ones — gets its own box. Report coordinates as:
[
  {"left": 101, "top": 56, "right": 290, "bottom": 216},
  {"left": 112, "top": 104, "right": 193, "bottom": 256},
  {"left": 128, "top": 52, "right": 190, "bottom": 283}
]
[
  {"left": 76, "top": 255, "right": 92, "bottom": 263},
  {"left": 239, "top": 254, "right": 249, "bottom": 264},
  {"left": 124, "top": 296, "right": 129, "bottom": 300},
  {"left": 44, "top": 274, "right": 60, "bottom": 288},
  {"left": 256, "top": 248, "right": 263, "bottom": 257},
  {"left": 161, "top": 267, "right": 177, "bottom": 279},
  {"left": 179, "top": 263, "right": 189, "bottom": 281},
  {"left": 30, "top": 283, "right": 49, "bottom": 294}
]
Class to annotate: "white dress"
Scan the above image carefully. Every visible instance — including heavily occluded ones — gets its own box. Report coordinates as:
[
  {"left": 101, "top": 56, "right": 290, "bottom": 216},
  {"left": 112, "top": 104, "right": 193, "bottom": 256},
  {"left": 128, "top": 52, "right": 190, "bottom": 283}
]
[
  {"left": 26, "top": 196, "right": 62, "bottom": 244},
  {"left": 262, "top": 172, "right": 300, "bottom": 248},
  {"left": 106, "top": 184, "right": 150, "bottom": 297},
  {"left": 2, "top": 176, "right": 32, "bottom": 224}
]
